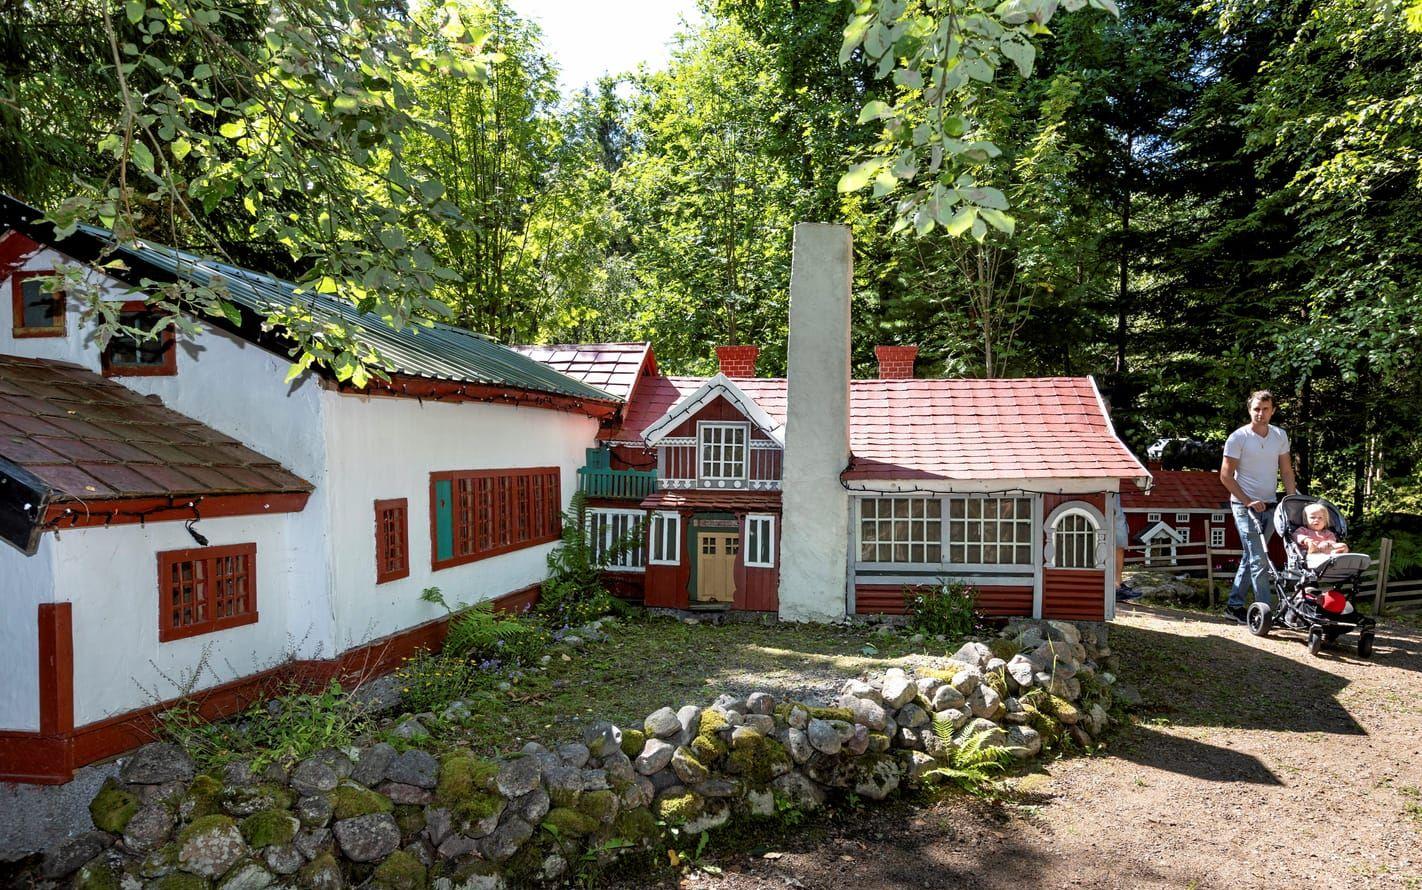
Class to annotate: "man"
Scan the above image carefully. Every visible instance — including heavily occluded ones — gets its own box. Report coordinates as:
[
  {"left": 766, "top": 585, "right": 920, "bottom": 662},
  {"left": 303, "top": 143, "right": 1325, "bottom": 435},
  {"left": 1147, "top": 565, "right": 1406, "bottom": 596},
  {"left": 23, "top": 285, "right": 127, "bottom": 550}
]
[{"left": 1220, "top": 390, "right": 1298, "bottom": 622}]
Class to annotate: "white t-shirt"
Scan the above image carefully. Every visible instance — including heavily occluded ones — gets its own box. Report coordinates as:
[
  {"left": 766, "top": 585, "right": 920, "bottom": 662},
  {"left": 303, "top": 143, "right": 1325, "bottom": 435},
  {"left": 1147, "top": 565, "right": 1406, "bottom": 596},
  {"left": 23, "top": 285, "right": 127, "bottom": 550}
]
[{"left": 1223, "top": 424, "right": 1290, "bottom": 504}]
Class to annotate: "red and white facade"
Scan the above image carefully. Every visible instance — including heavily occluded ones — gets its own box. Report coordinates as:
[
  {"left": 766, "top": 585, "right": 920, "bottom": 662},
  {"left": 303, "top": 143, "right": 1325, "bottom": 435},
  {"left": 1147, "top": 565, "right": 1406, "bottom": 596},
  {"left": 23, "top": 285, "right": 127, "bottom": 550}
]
[{"left": 1120, "top": 468, "right": 1284, "bottom": 567}]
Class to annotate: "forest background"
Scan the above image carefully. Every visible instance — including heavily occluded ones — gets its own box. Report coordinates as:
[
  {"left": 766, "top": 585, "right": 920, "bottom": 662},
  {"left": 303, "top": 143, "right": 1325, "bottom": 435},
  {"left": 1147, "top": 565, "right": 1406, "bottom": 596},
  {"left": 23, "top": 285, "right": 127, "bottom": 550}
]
[{"left": 4, "top": 0, "right": 1422, "bottom": 526}]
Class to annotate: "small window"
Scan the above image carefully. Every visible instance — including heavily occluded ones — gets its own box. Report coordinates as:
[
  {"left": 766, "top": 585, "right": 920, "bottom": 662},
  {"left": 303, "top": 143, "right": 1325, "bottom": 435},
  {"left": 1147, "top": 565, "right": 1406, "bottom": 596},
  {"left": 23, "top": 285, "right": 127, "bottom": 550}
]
[
  {"left": 745, "top": 514, "right": 775, "bottom": 568},
  {"left": 1178, "top": 526, "right": 1191, "bottom": 543},
  {"left": 375, "top": 498, "right": 410, "bottom": 583},
  {"left": 698, "top": 422, "right": 748, "bottom": 481},
  {"left": 1175, "top": 512, "right": 1190, "bottom": 523},
  {"left": 859, "top": 497, "right": 944, "bottom": 564},
  {"left": 11, "top": 270, "right": 66, "bottom": 337},
  {"left": 1211, "top": 512, "right": 1226, "bottom": 524},
  {"left": 1147, "top": 512, "right": 1161, "bottom": 522},
  {"left": 1050, "top": 507, "right": 1103, "bottom": 569},
  {"left": 158, "top": 544, "right": 258, "bottom": 642},
  {"left": 649, "top": 512, "right": 681, "bottom": 565},
  {"left": 1210, "top": 527, "right": 1226, "bottom": 548},
  {"left": 102, "top": 301, "right": 176, "bottom": 376},
  {"left": 587, "top": 508, "right": 646, "bottom": 571}
]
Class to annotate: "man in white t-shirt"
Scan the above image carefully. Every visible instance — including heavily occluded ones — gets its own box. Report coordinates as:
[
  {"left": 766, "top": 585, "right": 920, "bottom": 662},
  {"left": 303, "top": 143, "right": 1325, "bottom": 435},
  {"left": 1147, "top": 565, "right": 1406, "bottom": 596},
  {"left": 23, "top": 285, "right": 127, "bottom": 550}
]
[{"left": 1220, "top": 389, "right": 1298, "bottom": 622}]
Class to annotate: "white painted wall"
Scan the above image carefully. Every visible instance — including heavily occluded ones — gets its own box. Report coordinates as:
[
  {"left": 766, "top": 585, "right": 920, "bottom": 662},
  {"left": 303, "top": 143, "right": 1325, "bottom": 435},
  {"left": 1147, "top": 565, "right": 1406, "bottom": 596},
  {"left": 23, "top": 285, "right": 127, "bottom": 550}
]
[
  {"left": 0, "top": 536, "right": 56, "bottom": 731},
  {"left": 779, "top": 223, "right": 853, "bottom": 621},
  {"left": 52, "top": 512, "right": 302, "bottom": 726},
  {"left": 318, "top": 389, "right": 599, "bottom": 651}
]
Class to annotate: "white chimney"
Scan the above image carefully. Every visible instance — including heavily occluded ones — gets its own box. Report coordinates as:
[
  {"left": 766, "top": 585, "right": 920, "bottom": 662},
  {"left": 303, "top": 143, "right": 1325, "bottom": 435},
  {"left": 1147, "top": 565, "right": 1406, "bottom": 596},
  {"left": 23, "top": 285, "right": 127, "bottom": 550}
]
[{"left": 778, "top": 223, "right": 853, "bottom": 622}]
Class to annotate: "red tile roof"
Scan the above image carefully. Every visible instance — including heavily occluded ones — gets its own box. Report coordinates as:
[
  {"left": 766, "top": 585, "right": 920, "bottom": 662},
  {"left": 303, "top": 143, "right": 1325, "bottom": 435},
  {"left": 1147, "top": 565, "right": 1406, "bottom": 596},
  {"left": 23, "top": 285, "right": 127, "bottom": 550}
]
[
  {"left": 603, "top": 373, "right": 1148, "bottom": 484},
  {"left": 0, "top": 354, "right": 312, "bottom": 505},
  {"left": 508, "top": 343, "right": 653, "bottom": 401},
  {"left": 640, "top": 489, "right": 782, "bottom": 511},
  {"left": 1121, "top": 469, "right": 1229, "bottom": 510}
]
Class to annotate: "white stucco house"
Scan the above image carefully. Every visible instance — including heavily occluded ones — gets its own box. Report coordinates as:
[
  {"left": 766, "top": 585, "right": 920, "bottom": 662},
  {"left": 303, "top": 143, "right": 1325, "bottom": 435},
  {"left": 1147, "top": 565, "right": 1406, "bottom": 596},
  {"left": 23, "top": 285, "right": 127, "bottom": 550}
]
[{"left": 0, "top": 196, "right": 619, "bottom": 783}]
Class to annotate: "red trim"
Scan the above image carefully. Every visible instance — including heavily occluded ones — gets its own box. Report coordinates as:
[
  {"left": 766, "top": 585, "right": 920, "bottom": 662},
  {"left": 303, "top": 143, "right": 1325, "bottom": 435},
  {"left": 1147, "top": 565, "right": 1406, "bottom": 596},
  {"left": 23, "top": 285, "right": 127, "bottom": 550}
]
[
  {"left": 38, "top": 603, "right": 74, "bottom": 736},
  {"left": 429, "top": 467, "right": 562, "bottom": 571},
  {"left": 101, "top": 300, "right": 178, "bottom": 377},
  {"left": 10, "top": 269, "right": 66, "bottom": 338},
  {"left": 43, "top": 491, "right": 311, "bottom": 529},
  {"left": 375, "top": 498, "right": 410, "bottom": 584},
  {"left": 328, "top": 373, "right": 620, "bottom": 420},
  {"left": 0, "top": 584, "right": 541, "bottom": 784},
  {"left": 0, "top": 230, "right": 43, "bottom": 278},
  {"left": 157, "top": 543, "right": 259, "bottom": 642}
]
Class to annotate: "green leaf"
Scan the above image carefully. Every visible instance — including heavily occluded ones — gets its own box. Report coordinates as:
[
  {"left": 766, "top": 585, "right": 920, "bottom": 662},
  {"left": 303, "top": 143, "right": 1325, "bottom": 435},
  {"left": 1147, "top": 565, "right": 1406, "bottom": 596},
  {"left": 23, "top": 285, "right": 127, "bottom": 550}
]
[
  {"left": 171, "top": 137, "right": 192, "bottom": 160},
  {"left": 964, "top": 186, "right": 1009, "bottom": 210},
  {"left": 216, "top": 299, "right": 243, "bottom": 325},
  {"left": 838, "top": 160, "right": 882, "bottom": 194},
  {"left": 379, "top": 228, "right": 407, "bottom": 250},
  {"left": 130, "top": 141, "right": 154, "bottom": 173},
  {"left": 871, "top": 170, "right": 899, "bottom": 197},
  {"left": 1000, "top": 39, "right": 1036, "bottom": 77},
  {"left": 979, "top": 208, "right": 1016, "bottom": 236},
  {"left": 971, "top": 216, "right": 988, "bottom": 241},
  {"left": 125, "top": 0, "right": 144, "bottom": 24},
  {"left": 857, "top": 100, "right": 891, "bottom": 124},
  {"left": 945, "top": 207, "right": 976, "bottom": 237},
  {"left": 219, "top": 120, "right": 246, "bottom": 139}
]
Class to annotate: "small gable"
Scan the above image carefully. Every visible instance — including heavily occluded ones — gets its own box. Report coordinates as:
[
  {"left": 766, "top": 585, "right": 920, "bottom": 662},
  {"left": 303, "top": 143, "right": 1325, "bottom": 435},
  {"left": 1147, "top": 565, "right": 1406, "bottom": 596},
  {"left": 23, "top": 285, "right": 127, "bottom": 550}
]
[{"left": 643, "top": 374, "right": 784, "bottom": 446}]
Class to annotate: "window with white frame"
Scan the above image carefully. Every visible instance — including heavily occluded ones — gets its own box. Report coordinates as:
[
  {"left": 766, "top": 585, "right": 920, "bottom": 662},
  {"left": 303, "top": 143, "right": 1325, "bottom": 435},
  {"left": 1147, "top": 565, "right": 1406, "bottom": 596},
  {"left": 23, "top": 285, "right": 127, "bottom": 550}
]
[
  {"left": 1211, "top": 512, "right": 1226, "bottom": 523},
  {"left": 1175, "top": 512, "right": 1189, "bottom": 523},
  {"left": 649, "top": 512, "right": 680, "bottom": 565},
  {"left": 1210, "top": 527, "right": 1226, "bottom": 548},
  {"left": 1178, "top": 526, "right": 1191, "bottom": 543},
  {"left": 1050, "top": 508, "right": 1102, "bottom": 569},
  {"left": 1147, "top": 512, "right": 1161, "bottom": 522},
  {"left": 698, "top": 423, "right": 748, "bottom": 480},
  {"left": 745, "top": 514, "right": 775, "bottom": 567},
  {"left": 587, "top": 508, "right": 646, "bottom": 570},
  {"left": 948, "top": 496, "right": 1032, "bottom": 565},
  {"left": 859, "top": 497, "right": 942, "bottom": 563}
]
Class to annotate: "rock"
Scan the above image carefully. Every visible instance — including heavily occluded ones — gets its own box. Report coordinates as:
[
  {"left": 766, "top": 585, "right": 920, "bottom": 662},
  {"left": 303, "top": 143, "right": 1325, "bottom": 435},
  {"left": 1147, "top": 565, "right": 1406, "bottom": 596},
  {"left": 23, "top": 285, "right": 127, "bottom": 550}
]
[
  {"left": 496, "top": 757, "right": 542, "bottom": 798},
  {"left": 296, "top": 795, "right": 334, "bottom": 827},
  {"left": 601, "top": 752, "right": 636, "bottom": 787},
  {"left": 1051, "top": 658, "right": 1079, "bottom": 680},
  {"left": 480, "top": 817, "right": 534, "bottom": 863},
  {"left": 683, "top": 801, "right": 732, "bottom": 834},
  {"left": 513, "top": 788, "right": 550, "bottom": 824},
  {"left": 950, "top": 667, "right": 982, "bottom": 695},
  {"left": 222, "top": 760, "right": 257, "bottom": 788},
  {"left": 556, "top": 742, "right": 590, "bottom": 768},
  {"left": 743, "top": 714, "right": 776, "bottom": 735},
  {"left": 348, "top": 745, "right": 394, "bottom": 789},
  {"left": 544, "top": 766, "right": 584, "bottom": 807},
  {"left": 1006, "top": 654, "right": 1037, "bottom": 688},
  {"left": 930, "top": 684, "right": 967, "bottom": 711},
  {"left": 745, "top": 692, "right": 775, "bottom": 715},
  {"left": 1069, "top": 724, "right": 1094, "bottom": 748},
  {"left": 436, "top": 833, "right": 480, "bottom": 860},
  {"left": 933, "top": 707, "right": 971, "bottom": 731},
  {"left": 905, "top": 750, "right": 938, "bottom": 784},
  {"left": 806, "top": 719, "right": 842, "bottom": 755},
  {"left": 986, "top": 657, "right": 1007, "bottom": 674},
  {"left": 957, "top": 717, "right": 1008, "bottom": 748},
  {"left": 1005, "top": 725, "right": 1043, "bottom": 759},
  {"left": 649, "top": 769, "right": 680, "bottom": 793},
  {"left": 309, "top": 748, "right": 354, "bottom": 779},
  {"left": 785, "top": 728, "right": 812, "bottom": 764},
  {"left": 291, "top": 759, "right": 340, "bottom": 797},
  {"left": 1003, "top": 698, "right": 1031, "bottom": 724},
  {"left": 1047, "top": 620, "right": 1082, "bottom": 645},
  {"left": 1046, "top": 675, "right": 1081, "bottom": 700},
  {"left": 671, "top": 747, "right": 709, "bottom": 785},
  {"left": 896, "top": 702, "right": 930, "bottom": 728},
  {"left": 264, "top": 844, "right": 304, "bottom": 876},
  {"left": 675, "top": 705, "right": 703, "bottom": 741},
  {"left": 333, "top": 813, "right": 401, "bottom": 862},
  {"left": 770, "top": 772, "right": 825, "bottom": 811},
  {"left": 635, "top": 738, "right": 675, "bottom": 775},
  {"left": 122, "top": 803, "right": 175, "bottom": 854},
  {"left": 948, "top": 641, "right": 992, "bottom": 670},
  {"left": 385, "top": 750, "right": 439, "bottom": 789},
  {"left": 423, "top": 808, "right": 454, "bottom": 847},
  {"left": 838, "top": 694, "right": 887, "bottom": 731},
  {"left": 298, "top": 852, "right": 344, "bottom": 890},
  {"left": 379, "top": 782, "right": 433, "bottom": 806},
  {"left": 841, "top": 679, "right": 883, "bottom": 704},
  {"left": 582, "top": 722, "right": 622, "bottom": 757},
  {"left": 120, "top": 742, "right": 195, "bottom": 785},
  {"left": 294, "top": 827, "right": 332, "bottom": 860},
  {"left": 711, "top": 694, "right": 745, "bottom": 713},
  {"left": 845, "top": 725, "right": 870, "bottom": 756},
  {"left": 969, "top": 685, "right": 1005, "bottom": 721},
  {"left": 914, "top": 677, "right": 945, "bottom": 698},
  {"left": 698, "top": 778, "right": 740, "bottom": 798},
  {"left": 260, "top": 762, "right": 290, "bottom": 785},
  {"left": 852, "top": 756, "right": 903, "bottom": 800},
  {"left": 217, "top": 862, "right": 275, "bottom": 890},
  {"left": 644, "top": 707, "right": 683, "bottom": 739},
  {"left": 1088, "top": 703, "right": 1110, "bottom": 735},
  {"left": 41, "top": 831, "right": 113, "bottom": 880},
  {"left": 731, "top": 725, "right": 763, "bottom": 748},
  {"left": 880, "top": 673, "right": 916, "bottom": 709},
  {"left": 441, "top": 699, "right": 472, "bottom": 722},
  {"left": 896, "top": 726, "right": 926, "bottom": 751},
  {"left": 786, "top": 704, "right": 810, "bottom": 729},
  {"left": 178, "top": 816, "right": 249, "bottom": 878}
]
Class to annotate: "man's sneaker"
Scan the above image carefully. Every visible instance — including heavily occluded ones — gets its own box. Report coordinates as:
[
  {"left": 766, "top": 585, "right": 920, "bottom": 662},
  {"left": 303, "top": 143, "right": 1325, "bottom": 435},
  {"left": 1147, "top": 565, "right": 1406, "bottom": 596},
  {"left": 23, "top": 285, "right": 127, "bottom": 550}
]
[
  {"left": 1224, "top": 604, "right": 1248, "bottom": 624},
  {"left": 1115, "top": 585, "right": 1142, "bottom": 601}
]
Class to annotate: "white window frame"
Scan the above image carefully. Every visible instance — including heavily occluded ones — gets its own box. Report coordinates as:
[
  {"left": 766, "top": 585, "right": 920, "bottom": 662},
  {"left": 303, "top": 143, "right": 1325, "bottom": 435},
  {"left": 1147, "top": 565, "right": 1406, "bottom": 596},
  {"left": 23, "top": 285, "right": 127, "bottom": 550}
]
[
  {"left": 946, "top": 495, "right": 1034, "bottom": 567},
  {"left": 586, "top": 508, "right": 646, "bottom": 572},
  {"left": 649, "top": 511, "right": 681, "bottom": 566},
  {"left": 1147, "top": 512, "right": 1161, "bottom": 522},
  {"left": 1045, "top": 503, "right": 1106, "bottom": 570},
  {"left": 697, "top": 422, "right": 749, "bottom": 483},
  {"left": 1211, "top": 512, "right": 1226, "bottom": 524},
  {"left": 858, "top": 496, "right": 944, "bottom": 565},
  {"left": 1178, "top": 526, "right": 1191, "bottom": 543},
  {"left": 745, "top": 514, "right": 776, "bottom": 568},
  {"left": 1175, "top": 512, "right": 1190, "bottom": 524},
  {"left": 1210, "top": 527, "right": 1226, "bottom": 548}
]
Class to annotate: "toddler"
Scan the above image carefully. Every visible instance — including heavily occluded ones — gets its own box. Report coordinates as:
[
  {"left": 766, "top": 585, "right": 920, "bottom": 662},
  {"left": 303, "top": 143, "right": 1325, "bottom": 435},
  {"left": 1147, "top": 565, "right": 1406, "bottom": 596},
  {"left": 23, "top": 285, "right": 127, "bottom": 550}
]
[{"left": 1295, "top": 502, "right": 1349, "bottom": 566}]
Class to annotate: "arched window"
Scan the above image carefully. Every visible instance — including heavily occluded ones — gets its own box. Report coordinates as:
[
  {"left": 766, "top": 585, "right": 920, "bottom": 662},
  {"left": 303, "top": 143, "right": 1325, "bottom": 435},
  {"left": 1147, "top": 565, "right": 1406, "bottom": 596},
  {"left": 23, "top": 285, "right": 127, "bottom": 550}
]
[{"left": 1046, "top": 504, "right": 1105, "bottom": 569}]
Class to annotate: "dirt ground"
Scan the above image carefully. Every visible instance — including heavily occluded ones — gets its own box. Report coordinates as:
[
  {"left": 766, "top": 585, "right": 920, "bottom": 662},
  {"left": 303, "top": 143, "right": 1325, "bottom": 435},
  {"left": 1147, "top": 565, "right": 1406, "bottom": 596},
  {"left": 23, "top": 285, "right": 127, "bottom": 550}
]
[{"left": 653, "top": 606, "right": 1422, "bottom": 890}]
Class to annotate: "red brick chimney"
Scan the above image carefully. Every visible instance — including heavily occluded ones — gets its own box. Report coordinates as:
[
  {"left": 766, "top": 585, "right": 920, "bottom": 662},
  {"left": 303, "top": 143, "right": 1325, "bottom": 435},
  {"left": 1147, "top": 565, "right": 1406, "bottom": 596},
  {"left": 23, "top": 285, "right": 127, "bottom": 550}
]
[
  {"left": 874, "top": 345, "right": 918, "bottom": 379},
  {"left": 715, "top": 345, "right": 760, "bottom": 378}
]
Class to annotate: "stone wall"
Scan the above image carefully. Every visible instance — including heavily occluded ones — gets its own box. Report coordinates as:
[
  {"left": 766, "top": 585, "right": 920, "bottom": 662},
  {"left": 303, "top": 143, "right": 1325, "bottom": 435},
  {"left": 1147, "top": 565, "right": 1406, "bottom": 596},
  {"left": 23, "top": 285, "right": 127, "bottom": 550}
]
[{"left": 44, "top": 619, "right": 1116, "bottom": 889}]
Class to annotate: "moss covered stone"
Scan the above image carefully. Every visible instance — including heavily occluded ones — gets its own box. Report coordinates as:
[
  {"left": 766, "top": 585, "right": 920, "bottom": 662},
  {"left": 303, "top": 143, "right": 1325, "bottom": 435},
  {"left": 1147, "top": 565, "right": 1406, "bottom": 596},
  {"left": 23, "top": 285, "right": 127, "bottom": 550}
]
[
  {"left": 777, "top": 701, "right": 853, "bottom": 723},
  {"left": 689, "top": 732, "right": 727, "bottom": 764},
  {"left": 176, "top": 814, "right": 237, "bottom": 847},
  {"left": 89, "top": 777, "right": 141, "bottom": 834},
  {"left": 725, "top": 734, "right": 791, "bottom": 786},
  {"left": 239, "top": 809, "right": 298, "bottom": 847},
  {"left": 73, "top": 860, "right": 121, "bottom": 890},
  {"left": 435, "top": 755, "right": 503, "bottom": 824},
  {"left": 182, "top": 775, "right": 224, "bottom": 821},
  {"left": 696, "top": 709, "right": 730, "bottom": 735},
  {"left": 153, "top": 874, "right": 209, "bottom": 890},
  {"left": 577, "top": 789, "right": 618, "bottom": 824},
  {"left": 988, "top": 638, "right": 1021, "bottom": 662},
  {"left": 653, "top": 792, "right": 703, "bottom": 826},
  {"left": 370, "top": 849, "right": 427, "bottom": 890},
  {"left": 542, "top": 806, "right": 600, "bottom": 836},
  {"left": 221, "top": 783, "right": 292, "bottom": 817},
  {"left": 620, "top": 728, "right": 646, "bottom": 758},
  {"left": 330, "top": 784, "right": 394, "bottom": 820},
  {"left": 612, "top": 806, "right": 661, "bottom": 847},
  {"left": 299, "top": 851, "right": 343, "bottom": 888},
  {"left": 393, "top": 804, "right": 427, "bottom": 838}
]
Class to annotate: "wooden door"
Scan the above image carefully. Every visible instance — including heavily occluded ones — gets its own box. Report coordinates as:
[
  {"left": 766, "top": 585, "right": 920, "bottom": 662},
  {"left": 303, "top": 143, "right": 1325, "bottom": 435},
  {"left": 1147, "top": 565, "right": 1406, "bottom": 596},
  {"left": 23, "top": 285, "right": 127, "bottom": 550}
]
[{"left": 696, "top": 532, "right": 738, "bottom": 604}]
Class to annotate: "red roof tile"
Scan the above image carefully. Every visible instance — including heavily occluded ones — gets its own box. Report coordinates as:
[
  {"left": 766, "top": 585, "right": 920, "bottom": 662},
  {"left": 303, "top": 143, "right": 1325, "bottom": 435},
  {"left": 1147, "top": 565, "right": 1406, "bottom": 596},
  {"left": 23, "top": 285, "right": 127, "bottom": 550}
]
[
  {"left": 509, "top": 343, "right": 653, "bottom": 401},
  {"left": 1121, "top": 469, "right": 1229, "bottom": 510},
  {"left": 0, "top": 354, "right": 312, "bottom": 505}
]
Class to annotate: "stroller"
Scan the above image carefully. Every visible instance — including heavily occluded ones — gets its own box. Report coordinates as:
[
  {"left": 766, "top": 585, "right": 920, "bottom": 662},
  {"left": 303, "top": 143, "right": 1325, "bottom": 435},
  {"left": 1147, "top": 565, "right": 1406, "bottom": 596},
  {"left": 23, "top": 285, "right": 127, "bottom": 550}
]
[{"left": 1246, "top": 494, "right": 1377, "bottom": 658}]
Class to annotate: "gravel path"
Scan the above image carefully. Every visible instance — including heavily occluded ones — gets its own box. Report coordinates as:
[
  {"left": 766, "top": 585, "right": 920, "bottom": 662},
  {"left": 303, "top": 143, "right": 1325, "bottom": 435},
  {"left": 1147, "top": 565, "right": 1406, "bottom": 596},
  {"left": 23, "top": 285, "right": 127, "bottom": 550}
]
[{"left": 664, "top": 606, "right": 1422, "bottom": 889}]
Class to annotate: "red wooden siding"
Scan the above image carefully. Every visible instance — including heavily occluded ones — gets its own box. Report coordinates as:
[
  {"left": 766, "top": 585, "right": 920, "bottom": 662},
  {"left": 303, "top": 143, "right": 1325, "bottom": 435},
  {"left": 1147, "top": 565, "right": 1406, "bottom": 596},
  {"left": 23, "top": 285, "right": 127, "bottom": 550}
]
[
  {"left": 1042, "top": 568, "right": 1105, "bottom": 620},
  {"left": 854, "top": 584, "right": 1033, "bottom": 617},
  {"left": 733, "top": 514, "right": 780, "bottom": 612},
  {"left": 667, "top": 396, "right": 778, "bottom": 441},
  {"left": 644, "top": 561, "right": 689, "bottom": 609}
]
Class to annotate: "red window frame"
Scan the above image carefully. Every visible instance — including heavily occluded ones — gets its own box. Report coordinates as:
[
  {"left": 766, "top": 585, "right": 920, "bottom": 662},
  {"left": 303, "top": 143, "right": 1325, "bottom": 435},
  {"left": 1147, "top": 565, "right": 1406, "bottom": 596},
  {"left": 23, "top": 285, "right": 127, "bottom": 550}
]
[
  {"left": 430, "top": 467, "right": 561, "bottom": 571},
  {"left": 102, "top": 300, "right": 177, "bottom": 377},
  {"left": 375, "top": 497, "right": 410, "bottom": 583},
  {"left": 157, "top": 544, "right": 259, "bottom": 642},
  {"left": 11, "top": 269, "right": 66, "bottom": 338}
]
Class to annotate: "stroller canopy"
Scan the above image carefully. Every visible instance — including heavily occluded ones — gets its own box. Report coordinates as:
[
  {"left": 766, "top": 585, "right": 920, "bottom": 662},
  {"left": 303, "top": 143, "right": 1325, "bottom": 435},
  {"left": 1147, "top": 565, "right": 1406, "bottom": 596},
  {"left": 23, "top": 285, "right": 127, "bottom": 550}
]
[{"left": 1274, "top": 494, "right": 1348, "bottom": 539}]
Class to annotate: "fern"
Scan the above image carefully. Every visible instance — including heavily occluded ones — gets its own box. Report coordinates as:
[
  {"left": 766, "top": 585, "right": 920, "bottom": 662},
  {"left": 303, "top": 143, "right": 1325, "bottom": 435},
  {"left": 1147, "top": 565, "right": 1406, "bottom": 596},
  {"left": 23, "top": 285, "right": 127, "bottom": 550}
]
[
  {"left": 922, "top": 723, "right": 1013, "bottom": 795},
  {"left": 422, "top": 586, "right": 546, "bottom": 665},
  {"left": 538, "top": 491, "right": 640, "bottom": 627}
]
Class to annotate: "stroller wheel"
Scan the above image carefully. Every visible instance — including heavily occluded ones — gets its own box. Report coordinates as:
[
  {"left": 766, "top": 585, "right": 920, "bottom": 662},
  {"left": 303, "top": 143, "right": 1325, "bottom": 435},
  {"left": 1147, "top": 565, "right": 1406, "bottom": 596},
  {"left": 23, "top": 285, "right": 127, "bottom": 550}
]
[
  {"left": 1307, "top": 629, "right": 1325, "bottom": 657},
  {"left": 1247, "top": 602, "right": 1273, "bottom": 637},
  {"left": 1358, "top": 633, "right": 1375, "bottom": 659}
]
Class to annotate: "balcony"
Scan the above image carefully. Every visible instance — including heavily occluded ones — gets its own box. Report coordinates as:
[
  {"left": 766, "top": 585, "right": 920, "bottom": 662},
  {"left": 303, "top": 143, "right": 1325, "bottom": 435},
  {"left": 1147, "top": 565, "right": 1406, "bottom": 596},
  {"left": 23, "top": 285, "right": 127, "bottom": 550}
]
[{"left": 577, "top": 466, "right": 658, "bottom": 500}]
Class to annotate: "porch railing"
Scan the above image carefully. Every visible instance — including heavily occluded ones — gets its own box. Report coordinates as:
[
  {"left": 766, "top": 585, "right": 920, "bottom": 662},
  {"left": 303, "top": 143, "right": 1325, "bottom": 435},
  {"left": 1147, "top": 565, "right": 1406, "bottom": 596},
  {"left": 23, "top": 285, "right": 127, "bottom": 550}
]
[{"left": 577, "top": 466, "right": 657, "bottom": 500}]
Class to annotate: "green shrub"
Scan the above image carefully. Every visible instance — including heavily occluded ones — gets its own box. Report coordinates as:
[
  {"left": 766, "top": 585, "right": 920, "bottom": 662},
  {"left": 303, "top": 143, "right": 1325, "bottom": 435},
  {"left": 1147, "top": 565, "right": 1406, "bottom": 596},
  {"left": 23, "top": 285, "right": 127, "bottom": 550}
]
[
  {"left": 922, "top": 725, "right": 1012, "bottom": 795},
  {"left": 903, "top": 580, "right": 978, "bottom": 638},
  {"left": 393, "top": 649, "right": 494, "bottom": 714},
  {"left": 537, "top": 492, "right": 638, "bottom": 628},
  {"left": 420, "top": 590, "right": 548, "bottom": 666}
]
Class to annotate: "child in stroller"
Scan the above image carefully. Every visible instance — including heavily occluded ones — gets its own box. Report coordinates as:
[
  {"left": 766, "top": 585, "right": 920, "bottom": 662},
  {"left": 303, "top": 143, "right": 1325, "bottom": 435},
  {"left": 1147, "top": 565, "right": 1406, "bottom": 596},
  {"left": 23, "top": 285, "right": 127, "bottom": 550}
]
[{"left": 1246, "top": 494, "right": 1377, "bottom": 658}]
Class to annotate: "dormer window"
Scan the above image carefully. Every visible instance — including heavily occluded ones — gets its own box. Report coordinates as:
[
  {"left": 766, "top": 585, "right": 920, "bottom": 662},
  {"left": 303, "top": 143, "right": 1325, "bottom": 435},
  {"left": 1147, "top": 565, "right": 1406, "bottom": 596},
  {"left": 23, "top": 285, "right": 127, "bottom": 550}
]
[
  {"left": 101, "top": 301, "right": 177, "bottom": 376},
  {"left": 11, "top": 270, "right": 66, "bottom": 338},
  {"left": 698, "top": 422, "right": 747, "bottom": 482}
]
